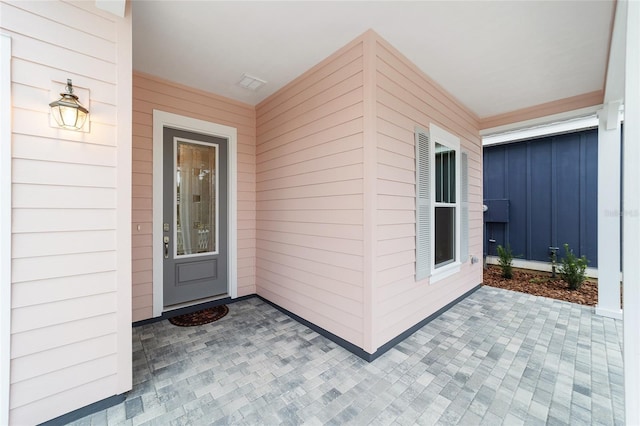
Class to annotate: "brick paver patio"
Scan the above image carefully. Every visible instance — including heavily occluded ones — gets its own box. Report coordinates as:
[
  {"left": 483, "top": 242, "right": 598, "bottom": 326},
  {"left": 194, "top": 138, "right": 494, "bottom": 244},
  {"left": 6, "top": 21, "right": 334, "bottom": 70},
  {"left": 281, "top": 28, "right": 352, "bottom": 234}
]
[{"left": 69, "top": 286, "right": 624, "bottom": 425}]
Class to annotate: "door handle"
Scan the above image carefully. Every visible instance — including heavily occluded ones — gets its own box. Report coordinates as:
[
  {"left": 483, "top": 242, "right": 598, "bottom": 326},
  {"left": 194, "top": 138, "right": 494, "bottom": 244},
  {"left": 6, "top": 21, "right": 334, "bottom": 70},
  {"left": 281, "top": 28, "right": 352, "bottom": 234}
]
[{"left": 163, "top": 236, "right": 170, "bottom": 259}]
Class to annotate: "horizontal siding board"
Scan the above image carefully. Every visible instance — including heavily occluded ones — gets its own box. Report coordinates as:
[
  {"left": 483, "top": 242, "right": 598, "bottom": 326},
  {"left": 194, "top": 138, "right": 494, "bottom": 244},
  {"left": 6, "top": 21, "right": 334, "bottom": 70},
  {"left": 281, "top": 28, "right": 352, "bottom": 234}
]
[
  {"left": 11, "top": 334, "right": 117, "bottom": 384},
  {"left": 377, "top": 143, "right": 415, "bottom": 171},
  {"left": 258, "top": 194, "right": 363, "bottom": 211},
  {"left": 376, "top": 263, "right": 415, "bottom": 288},
  {"left": 376, "top": 250, "right": 415, "bottom": 272},
  {"left": 377, "top": 179, "right": 414, "bottom": 197},
  {"left": 7, "top": 1, "right": 116, "bottom": 41},
  {"left": 258, "top": 209, "right": 362, "bottom": 225},
  {"left": 257, "top": 263, "right": 362, "bottom": 308},
  {"left": 12, "top": 134, "right": 116, "bottom": 167},
  {"left": 257, "top": 103, "right": 363, "bottom": 155},
  {"left": 132, "top": 184, "right": 152, "bottom": 198},
  {"left": 257, "top": 119, "right": 363, "bottom": 166},
  {"left": 257, "top": 134, "right": 362, "bottom": 176},
  {"left": 132, "top": 271, "right": 152, "bottom": 285},
  {"left": 256, "top": 238, "right": 362, "bottom": 272},
  {"left": 7, "top": 31, "right": 115, "bottom": 83},
  {"left": 256, "top": 248, "right": 362, "bottom": 287},
  {"left": 256, "top": 230, "right": 362, "bottom": 256},
  {"left": 376, "top": 70, "right": 478, "bottom": 143},
  {"left": 12, "top": 251, "right": 117, "bottom": 283},
  {"left": 257, "top": 163, "right": 364, "bottom": 192},
  {"left": 377, "top": 134, "right": 414, "bottom": 160},
  {"left": 132, "top": 282, "right": 152, "bottom": 298},
  {"left": 132, "top": 99, "right": 255, "bottom": 137},
  {"left": 257, "top": 179, "right": 362, "bottom": 202},
  {"left": 9, "top": 355, "right": 117, "bottom": 409},
  {"left": 257, "top": 67, "right": 363, "bottom": 136},
  {"left": 12, "top": 184, "right": 116, "bottom": 209},
  {"left": 377, "top": 237, "right": 415, "bottom": 256},
  {"left": 11, "top": 58, "right": 117, "bottom": 105},
  {"left": 132, "top": 307, "right": 152, "bottom": 323},
  {"left": 133, "top": 86, "right": 254, "bottom": 128},
  {"left": 134, "top": 72, "right": 254, "bottom": 118},
  {"left": 256, "top": 220, "right": 363, "bottom": 240},
  {"left": 11, "top": 292, "right": 117, "bottom": 334},
  {"left": 10, "top": 313, "right": 117, "bottom": 359},
  {"left": 377, "top": 163, "right": 414, "bottom": 184},
  {"left": 377, "top": 194, "right": 414, "bottom": 210},
  {"left": 12, "top": 158, "right": 116, "bottom": 188},
  {"left": 377, "top": 210, "right": 415, "bottom": 225},
  {"left": 376, "top": 116, "right": 414, "bottom": 146},
  {"left": 12, "top": 208, "right": 117, "bottom": 233},
  {"left": 375, "top": 41, "right": 478, "bottom": 130},
  {"left": 257, "top": 41, "right": 364, "bottom": 120},
  {"left": 258, "top": 148, "right": 362, "bottom": 182},
  {"left": 132, "top": 259, "right": 152, "bottom": 273},
  {"left": 258, "top": 91, "right": 363, "bottom": 149},
  {"left": 12, "top": 230, "right": 116, "bottom": 258},
  {"left": 377, "top": 223, "right": 415, "bottom": 241},
  {"left": 12, "top": 108, "right": 116, "bottom": 146},
  {"left": 10, "top": 375, "right": 118, "bottom": 426},
  {"left": 11, "top": 272, "right": 116, "bottom": 309}
]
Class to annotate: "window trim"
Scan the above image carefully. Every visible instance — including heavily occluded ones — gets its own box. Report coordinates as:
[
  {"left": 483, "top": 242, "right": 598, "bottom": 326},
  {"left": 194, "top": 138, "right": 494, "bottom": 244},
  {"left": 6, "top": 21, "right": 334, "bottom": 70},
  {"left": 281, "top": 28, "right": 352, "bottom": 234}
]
[{"left": 429, "top": 124, "right": 461, "bottom": 282}]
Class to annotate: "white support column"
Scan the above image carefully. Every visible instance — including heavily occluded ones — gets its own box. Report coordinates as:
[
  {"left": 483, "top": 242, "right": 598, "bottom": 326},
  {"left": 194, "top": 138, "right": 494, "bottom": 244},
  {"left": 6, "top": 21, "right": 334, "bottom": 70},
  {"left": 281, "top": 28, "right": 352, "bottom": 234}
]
[
  {"left": 596, "top": 102, "right": 622, "bottom": 320},
  {"left": 623, "top": 1, "right": 640, "bottom": 424}
]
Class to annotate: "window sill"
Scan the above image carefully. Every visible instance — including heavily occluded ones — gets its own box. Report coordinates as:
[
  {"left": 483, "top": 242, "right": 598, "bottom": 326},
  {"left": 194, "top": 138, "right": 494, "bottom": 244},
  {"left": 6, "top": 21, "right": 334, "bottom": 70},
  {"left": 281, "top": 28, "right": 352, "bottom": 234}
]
[{"left": 430, "top": 261, "right": 461, "bottom": 284}]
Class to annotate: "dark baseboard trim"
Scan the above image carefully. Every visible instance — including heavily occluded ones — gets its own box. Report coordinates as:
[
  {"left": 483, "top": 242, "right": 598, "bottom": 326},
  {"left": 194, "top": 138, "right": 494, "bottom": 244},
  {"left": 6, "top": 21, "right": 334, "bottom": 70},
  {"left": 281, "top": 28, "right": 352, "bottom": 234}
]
[
  {"left": 256, "top": 295, "right": 374, "bottom": 361},
  {"left": 258, "top": 283, "right": 482, "bottom": 362},
  {"left": 39, "top": 393, "right": 125, "bottom": 426},
  {"left": 132, "top": 294, "right": 254, "bottom": 327},
  {"left": 366, "top": 283, "right": 482, "bottom": 361}
]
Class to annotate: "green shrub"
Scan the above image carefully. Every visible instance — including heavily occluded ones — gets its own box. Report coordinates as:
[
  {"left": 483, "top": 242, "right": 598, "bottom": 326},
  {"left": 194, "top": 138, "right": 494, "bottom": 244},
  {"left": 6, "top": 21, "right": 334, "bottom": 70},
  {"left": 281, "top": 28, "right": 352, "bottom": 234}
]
[
  {"left": 496, "top": 245, "right": 514, "bottom": 279},
  {"left": 558, "top": 243, "right": 588, "bottom": 290}
]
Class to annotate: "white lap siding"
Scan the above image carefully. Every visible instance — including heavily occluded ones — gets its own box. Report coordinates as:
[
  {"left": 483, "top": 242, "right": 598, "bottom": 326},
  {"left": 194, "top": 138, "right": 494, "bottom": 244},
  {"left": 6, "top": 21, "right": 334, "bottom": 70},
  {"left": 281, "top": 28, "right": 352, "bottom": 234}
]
[{"left": 1, "top": 1, "right": 132, "bottom": 424}]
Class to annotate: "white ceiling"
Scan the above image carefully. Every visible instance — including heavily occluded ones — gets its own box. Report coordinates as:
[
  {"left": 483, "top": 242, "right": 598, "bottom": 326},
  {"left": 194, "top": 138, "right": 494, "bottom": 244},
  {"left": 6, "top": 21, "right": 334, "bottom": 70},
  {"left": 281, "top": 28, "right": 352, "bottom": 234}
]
[{"left": 132, "top": 1, "right": 615, "bottom": 119}]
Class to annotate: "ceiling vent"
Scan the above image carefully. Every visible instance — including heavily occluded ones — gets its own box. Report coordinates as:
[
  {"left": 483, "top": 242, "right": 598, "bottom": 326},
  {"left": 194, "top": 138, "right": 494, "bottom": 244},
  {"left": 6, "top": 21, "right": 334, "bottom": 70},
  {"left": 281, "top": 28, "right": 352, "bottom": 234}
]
[{"left": 237, "top": 73, "right": 266, "bottom": 91}]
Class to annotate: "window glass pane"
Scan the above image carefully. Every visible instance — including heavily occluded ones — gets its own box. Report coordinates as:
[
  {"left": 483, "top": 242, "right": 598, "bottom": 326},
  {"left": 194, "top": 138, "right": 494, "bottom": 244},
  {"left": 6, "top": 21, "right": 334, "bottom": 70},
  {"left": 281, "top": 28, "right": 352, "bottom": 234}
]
[
  {"left": 435, "top": 206, "right": 455, "bottom": 266},
  {"left": 435, "top": 143, "right": 456, "bottom": 203},
  {"left": 176, "top": 141, "right": 217, "bottom": 256}
]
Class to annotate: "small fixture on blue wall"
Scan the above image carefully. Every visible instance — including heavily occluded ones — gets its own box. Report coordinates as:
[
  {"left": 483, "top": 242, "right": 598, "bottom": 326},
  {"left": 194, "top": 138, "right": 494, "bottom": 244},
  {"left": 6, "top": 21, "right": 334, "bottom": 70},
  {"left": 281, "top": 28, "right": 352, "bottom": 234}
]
[{"left": 49, "top": 79, "right": 89, "bottom": 130}]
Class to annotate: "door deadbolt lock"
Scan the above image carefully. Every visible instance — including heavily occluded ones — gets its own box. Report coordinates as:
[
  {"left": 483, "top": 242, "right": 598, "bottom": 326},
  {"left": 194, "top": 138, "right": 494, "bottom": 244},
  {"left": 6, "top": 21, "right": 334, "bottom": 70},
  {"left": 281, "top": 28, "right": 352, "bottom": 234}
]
[
  {"left": 163, "top": 223, "right": 170, "bottom": 232},
  {"left": 163, "top": 236, "right": 169, "bottom": 258}
]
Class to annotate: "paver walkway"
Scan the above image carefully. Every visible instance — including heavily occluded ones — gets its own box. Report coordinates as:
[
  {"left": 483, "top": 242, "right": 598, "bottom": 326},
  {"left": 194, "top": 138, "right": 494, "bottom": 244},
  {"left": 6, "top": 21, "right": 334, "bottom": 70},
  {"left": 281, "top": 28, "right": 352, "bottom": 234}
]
[{"left": 70, "top": 286, "right": 624, "bottom": 425}]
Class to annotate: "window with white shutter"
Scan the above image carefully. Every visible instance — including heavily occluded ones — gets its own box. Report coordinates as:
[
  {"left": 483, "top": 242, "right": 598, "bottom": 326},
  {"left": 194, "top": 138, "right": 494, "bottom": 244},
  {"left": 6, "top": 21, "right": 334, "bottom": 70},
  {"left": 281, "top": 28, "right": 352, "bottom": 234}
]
[
  {"left": 460, "top": 151, "right": 469, "bottom": 263},
  {"left": 415, "top": 124, "right": 468, "bottom": 282},
  {"left": 415, "top": 129, "right": 431, "bottom": 280}
]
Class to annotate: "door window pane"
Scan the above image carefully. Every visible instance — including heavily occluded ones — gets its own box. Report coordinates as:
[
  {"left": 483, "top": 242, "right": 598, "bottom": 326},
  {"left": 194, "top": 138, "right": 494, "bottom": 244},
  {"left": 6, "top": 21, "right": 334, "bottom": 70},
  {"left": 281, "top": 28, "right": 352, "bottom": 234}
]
[{"left": 176, "top": 140, "right": 217, "bottom": 256}]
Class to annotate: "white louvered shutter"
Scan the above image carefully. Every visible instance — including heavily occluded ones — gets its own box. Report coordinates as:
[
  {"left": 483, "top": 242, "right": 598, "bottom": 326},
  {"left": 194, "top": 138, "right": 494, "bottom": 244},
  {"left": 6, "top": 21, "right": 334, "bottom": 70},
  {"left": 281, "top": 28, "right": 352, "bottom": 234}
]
[
  {"left": 460, "top": 151, "right": 469, "bottom": 263},
  {"left": 415, "top": 129, "right": 431, "bottom": 280}
]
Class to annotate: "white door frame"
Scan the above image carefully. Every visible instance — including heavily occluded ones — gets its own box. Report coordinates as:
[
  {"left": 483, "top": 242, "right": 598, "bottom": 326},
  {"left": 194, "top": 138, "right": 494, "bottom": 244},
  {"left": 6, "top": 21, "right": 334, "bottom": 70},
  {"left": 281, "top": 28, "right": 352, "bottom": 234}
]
[{"left": 152, "top": 110, "right": 238, "bottom": 317}]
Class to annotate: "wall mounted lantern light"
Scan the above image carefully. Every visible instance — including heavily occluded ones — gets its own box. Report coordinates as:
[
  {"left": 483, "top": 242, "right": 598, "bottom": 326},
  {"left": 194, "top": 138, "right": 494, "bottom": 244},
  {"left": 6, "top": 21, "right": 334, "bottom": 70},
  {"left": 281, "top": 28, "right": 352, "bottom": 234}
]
[{"left": 49, "top": 79, "right": 89, "bottom": 130}]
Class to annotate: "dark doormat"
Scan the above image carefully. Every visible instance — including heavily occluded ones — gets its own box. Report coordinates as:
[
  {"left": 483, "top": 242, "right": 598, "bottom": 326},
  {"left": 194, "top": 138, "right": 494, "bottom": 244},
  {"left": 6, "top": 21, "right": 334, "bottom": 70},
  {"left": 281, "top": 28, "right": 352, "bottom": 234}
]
[{"left": 168, "top": 305, "right": 229, "bottom": 327}]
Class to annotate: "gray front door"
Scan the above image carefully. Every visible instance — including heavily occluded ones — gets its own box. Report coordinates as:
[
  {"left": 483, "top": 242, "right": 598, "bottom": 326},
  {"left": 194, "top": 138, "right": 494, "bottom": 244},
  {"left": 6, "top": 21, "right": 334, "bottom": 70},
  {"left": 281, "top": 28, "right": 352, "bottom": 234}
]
[{"left": 163, "top": 127, "right": 228, "bottom": 307}]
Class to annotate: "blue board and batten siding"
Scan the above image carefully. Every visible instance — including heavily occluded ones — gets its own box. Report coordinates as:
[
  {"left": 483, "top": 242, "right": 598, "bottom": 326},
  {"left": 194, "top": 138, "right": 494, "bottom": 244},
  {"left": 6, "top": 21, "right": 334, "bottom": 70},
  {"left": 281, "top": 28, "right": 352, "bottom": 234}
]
[{"left": 483, "top": 129, "right": 598, "bottom": 267}]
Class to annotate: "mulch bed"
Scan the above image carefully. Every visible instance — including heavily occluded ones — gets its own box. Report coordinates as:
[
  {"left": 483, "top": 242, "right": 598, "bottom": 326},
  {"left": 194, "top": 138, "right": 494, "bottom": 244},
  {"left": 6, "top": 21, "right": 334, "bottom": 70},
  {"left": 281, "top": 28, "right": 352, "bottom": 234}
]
[{"left": 483, "top": 265, "right": 598, "bottom": 306}]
